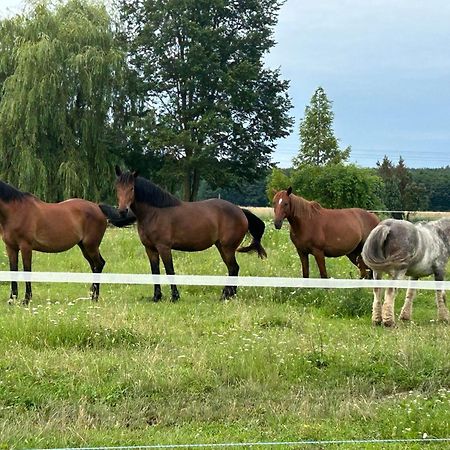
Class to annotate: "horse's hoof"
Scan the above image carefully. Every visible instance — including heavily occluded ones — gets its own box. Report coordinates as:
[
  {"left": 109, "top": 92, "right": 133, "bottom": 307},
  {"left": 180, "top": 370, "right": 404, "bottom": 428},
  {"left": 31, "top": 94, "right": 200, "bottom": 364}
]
[
  {"left": 152, "top": 296, "right": 161, "bottom": 303},
  {"left": 22, "top": 299, "right": 30, "bottom": 307},
  {"left": 382, "top": 320, "right": 396, "bottom": 328},
  {"left": 372, "top": 320, "right": 382, "bottom": 326}
]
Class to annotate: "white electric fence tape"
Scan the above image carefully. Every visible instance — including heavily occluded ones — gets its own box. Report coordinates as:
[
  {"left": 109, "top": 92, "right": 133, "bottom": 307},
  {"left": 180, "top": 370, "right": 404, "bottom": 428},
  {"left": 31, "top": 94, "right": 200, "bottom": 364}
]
[{"left": 1, "top": 271, "right": 449, "bottom": 290}]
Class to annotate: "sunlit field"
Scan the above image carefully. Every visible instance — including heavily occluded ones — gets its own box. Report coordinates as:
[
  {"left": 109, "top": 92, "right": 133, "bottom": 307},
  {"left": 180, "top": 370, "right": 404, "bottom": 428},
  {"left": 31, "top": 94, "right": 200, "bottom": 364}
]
[{"left": 0, "top": 224, "right": 449, "bottom": 449}]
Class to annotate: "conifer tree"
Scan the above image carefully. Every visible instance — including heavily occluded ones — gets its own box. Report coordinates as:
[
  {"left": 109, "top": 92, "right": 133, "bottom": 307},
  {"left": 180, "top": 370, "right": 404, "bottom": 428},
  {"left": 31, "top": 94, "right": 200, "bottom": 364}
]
[{"left": 294, "top": 87, "right": 350, "bottom": 167}]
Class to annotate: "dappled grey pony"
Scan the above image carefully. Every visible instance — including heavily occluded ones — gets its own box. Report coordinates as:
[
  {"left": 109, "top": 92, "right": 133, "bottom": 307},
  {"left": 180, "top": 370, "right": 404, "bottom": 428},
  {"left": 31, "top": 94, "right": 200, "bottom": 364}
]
[{"left": 362, "top": 218, "right": 450, "bottom": 327}]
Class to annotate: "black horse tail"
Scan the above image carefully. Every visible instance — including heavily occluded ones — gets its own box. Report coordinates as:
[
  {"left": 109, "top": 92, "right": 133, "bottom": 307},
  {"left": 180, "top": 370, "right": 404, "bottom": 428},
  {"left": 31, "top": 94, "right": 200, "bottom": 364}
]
[
  {"left": 237, "top": 208, "right": 267, "bottom": 259},
  {"left": 98, "top": 203, "right": 137, "bottom": 228}
]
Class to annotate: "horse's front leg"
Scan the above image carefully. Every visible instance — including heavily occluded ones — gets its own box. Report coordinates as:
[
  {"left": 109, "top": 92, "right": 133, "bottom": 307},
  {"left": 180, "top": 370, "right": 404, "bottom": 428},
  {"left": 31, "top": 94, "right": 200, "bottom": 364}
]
[
  {"left": 312, "top": 249, "right": 328, "bottom": 278},
  {"left": 399, "top": 278, "right": 418, "bottom": 322},
  {"left": 382, "top": 270, "right": 406, "bottom": 327},
  {"left": 156, "top": 246, "right": 180, "bottom": 302},
  {"left": 20, "top": 245, "right": 33, "bottom": 306},
  {"left": 434, "top": 270, "right": 449, "bottom": 323},
  {"left": 145, "top": 247, "right": 163, "bottom": 302},
  {"left": 216, "top": 243, "right": 240, "bottom": 299},
  {"left": 6, "top": 245, "right": 19, "bottom": 304},
  {"left": 297, "top": 250, "right": 309, "bottom": 278}
]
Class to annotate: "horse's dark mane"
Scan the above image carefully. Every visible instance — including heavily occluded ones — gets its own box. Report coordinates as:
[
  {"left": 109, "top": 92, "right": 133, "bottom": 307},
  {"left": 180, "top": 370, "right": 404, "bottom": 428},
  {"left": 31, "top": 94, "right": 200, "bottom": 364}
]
[
  {"left": 0, "top": 180, "right": 29, "bottom": 203},
  {"left": 117, "top": 173, "right": 181, "bottom": 208}
]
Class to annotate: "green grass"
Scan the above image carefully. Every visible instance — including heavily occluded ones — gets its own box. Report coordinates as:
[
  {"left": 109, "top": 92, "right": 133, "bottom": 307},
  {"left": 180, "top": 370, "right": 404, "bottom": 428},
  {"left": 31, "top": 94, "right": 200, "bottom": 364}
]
[{"left": 0, "top": 225, "right": 449, "bottom": 449}]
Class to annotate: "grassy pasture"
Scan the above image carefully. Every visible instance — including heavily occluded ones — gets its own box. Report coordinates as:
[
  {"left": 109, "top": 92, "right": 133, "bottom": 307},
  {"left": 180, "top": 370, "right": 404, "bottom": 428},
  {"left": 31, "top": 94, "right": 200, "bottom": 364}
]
[{"left": 0, "top": 224, "right": 449, "bottom": 449}]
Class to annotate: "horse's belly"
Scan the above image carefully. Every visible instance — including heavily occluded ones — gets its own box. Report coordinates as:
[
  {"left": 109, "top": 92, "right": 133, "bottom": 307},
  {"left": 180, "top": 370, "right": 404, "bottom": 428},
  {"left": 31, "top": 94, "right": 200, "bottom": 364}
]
[
  {"left": 33, "top": 241, "right": 78, "bottom": 253},
  {"left": 323, "top": 243, "right": 358, "bottom": 257},
  {"left": 172, "top": 244, "right": 213, "bottom": 252},
  {"left": 33, "top": 230, "right": 80, "bottom": 253},
  {"left": 406, "top": 262, "right": 434, "bottom": 278}
]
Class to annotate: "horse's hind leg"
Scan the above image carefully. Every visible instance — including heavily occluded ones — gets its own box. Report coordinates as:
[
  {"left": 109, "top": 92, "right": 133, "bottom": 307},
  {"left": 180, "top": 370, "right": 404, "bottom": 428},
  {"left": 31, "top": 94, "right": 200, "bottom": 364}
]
[
  {"left": 6, "top": 245, "right": 19, "bottom": 304},
  {"left": 399, "top": 280, "right": 417, "bottom": 322},
  {"left": 382, "top": 270, "right": 406, "bottom": 327},
  {"left": 348, "top": 250, "right": 370, "bottom": 279},
  {"left": 436, "top": 291, "right": 449, "bottom": 323},
  {"left": 434, "top": 270, "right": 449, "bottom": 323},
  {"left": 216, "top": 243, "right": 239, "bottom": 299},
  {"left": 312, "top": 249, "right": 328, "bottom": 278},
  {"left": 78, "top": 242, "right": 105, "bottom": 301}
]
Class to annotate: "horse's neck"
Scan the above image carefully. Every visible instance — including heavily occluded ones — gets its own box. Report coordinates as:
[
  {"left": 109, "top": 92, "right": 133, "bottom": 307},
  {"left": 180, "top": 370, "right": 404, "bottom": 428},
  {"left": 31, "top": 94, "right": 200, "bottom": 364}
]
[
  {"left": 0, "top": 199, "right": 12, "bottom": 224},
  {"left": 131, "top": 201, "right": 165, "bottom": 222},
  {"left": 288, "top": 195, "right": 313, "bottom": 224}
]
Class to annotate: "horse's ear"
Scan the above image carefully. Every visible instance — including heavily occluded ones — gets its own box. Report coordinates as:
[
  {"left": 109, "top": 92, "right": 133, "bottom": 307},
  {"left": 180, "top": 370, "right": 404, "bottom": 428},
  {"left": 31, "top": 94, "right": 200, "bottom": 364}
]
[
  {"left": 132, "top": 170, "right": 139, "bottom": 178},
  {"left": 287, "top": 186, "right": 292, "bottom": 196},
  {"left": 270, "top": 188, "right": 277, "bottom": 199},
  {"left": 115, "top": 165, "right": 122, "bottom": 177}
]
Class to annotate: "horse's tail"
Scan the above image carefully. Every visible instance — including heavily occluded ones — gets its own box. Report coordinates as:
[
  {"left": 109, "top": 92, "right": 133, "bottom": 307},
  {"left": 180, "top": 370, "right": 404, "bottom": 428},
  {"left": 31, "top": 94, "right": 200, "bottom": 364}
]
[
  {"left": 237, "top": 208, "right": 267, "bottom": 259},
  {"left": 98, "top": 203, "right": 137, "bottom": 228},
  {"left": 361, "top": 223, "right": 394, "bottom": 269}
]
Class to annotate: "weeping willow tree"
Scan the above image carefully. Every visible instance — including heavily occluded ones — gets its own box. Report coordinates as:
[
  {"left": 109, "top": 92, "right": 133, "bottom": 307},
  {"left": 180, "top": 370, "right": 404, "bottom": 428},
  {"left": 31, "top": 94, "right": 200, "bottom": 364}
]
[{"left": 0, "top": 0, "right": 124, "bottom": 201}]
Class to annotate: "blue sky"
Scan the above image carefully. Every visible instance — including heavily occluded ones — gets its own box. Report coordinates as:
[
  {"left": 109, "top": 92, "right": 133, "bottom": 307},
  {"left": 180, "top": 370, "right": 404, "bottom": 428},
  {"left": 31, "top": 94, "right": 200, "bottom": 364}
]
[
  {"left": 266, "top": 0, "right": 450, "bottom": 168},
  {"left": 2, "top": 0, "right": 449, "bottom": 168}
]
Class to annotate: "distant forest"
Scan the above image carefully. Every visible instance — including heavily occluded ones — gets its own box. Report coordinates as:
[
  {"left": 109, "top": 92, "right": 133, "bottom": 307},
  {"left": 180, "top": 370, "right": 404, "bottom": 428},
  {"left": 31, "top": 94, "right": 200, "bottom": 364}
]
[
  {"left": 199, "top": 166, "right": 450, "bottom": 211},
  {"left": 410, "top": 167, "right": 450, "bottom": 211}
]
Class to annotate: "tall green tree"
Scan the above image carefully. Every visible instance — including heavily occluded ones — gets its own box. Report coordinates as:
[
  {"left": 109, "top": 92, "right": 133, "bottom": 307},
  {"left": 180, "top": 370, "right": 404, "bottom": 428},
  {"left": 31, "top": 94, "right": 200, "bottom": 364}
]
[
  {"left": 118, "top": 0, "right": 293, "bottom": 201},
  {"left": 293, "top": 86, "right": 350, "bottom": 167},
  {"left": 0, "top": 0, "right": 124, "bottom": 201}
]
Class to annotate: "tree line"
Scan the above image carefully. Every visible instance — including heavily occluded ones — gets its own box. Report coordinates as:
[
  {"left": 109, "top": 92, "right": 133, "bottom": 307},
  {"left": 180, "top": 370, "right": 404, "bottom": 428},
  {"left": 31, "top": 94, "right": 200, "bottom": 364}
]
[
  {"left": 0, "top": 1, "right": 447, "bottom": 210},
  {"left": 0, "top": 0, "right": 291, "bottom": 203}
]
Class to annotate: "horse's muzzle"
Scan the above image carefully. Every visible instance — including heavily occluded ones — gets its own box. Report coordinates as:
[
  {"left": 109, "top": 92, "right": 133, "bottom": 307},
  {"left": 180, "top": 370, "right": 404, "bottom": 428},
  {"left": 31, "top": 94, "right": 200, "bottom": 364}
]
[
  {"left": 274, "top": 219, "right": 283, "bottom": 230},
  {"left": 118, "top": 208, "right": 128, "bottom": 218}
]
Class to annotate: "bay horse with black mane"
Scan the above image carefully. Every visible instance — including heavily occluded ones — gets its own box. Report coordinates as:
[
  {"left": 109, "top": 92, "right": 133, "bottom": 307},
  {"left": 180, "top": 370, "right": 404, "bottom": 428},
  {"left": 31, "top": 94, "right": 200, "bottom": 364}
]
[
  {"left": 0, "top": 180, "right": 107, "bottom": 304},
  {"left": 273, "top": 187, "right": 379, "bottom": 279},
  {"left": 101, "top": 166, "right": 267, "bottom": 301}
]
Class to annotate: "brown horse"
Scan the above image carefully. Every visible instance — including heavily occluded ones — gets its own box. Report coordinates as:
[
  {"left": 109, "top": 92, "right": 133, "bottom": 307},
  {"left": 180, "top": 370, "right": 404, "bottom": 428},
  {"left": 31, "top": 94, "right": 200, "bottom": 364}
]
[
  {"left": 273, "top": 187, "right": 379, "bottom": 278},
  {"left": 102, "top": 166, "right": 267, "bottom": 301},
  {"left": 0, "top": 180, "right": 107, "bottom": 304}
]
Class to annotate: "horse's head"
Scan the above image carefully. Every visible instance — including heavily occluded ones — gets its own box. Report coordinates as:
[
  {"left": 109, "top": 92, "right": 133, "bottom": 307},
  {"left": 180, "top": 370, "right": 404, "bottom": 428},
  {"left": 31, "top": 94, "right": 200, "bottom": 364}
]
[
  {"left": 273, "top": 186, "right": 292, "bottom": 229},
  {"left": 115, "top": 165, "right": 139, "bottom": 217}
]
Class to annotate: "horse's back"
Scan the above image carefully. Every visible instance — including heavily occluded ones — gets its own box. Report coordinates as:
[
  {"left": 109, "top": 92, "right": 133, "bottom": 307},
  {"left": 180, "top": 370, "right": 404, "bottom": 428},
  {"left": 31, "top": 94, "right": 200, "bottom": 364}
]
[{"left": 313, "top": 207, "right": 379, "bottom": 242}]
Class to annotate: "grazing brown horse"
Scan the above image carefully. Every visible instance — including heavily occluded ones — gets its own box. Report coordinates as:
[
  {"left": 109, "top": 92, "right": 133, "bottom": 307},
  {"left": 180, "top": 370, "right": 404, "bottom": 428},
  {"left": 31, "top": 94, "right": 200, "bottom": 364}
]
[
  {"left": 273, "top": 187, "right": 379, "bottom": 278},
  {"left": 0, "top": 180, "right": 107, "bottom": 304},
  {"left": 102, "top": 166, "right": 267, "bottom": 301}
]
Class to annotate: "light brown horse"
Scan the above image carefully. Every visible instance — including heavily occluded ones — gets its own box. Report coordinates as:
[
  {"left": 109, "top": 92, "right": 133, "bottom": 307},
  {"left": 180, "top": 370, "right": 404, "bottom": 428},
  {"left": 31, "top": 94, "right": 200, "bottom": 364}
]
[
  {"left": 102, "top": 166, "right": 267, "bottom": 301},
  {"left": 273, "top": 187, "right": 380, "bottom": 278},
  {"left": 0, "top": 180, "right": 107, "bottom": 304}
]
